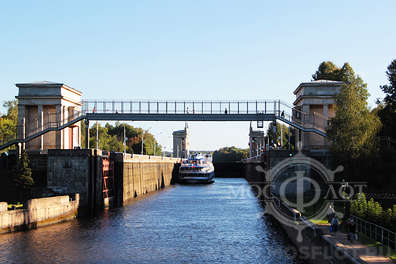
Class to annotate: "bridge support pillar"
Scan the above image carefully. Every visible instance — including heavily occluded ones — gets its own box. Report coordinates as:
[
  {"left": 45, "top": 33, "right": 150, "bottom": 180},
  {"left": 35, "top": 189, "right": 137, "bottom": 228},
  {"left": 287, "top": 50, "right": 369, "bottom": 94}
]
[{"left": 85, "top": 119, "right": 90, "bottom": 149}]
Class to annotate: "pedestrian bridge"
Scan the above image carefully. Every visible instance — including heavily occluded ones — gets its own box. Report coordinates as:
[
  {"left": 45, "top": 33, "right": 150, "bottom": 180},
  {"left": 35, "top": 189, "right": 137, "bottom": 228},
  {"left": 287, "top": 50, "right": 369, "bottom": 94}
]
[{"left": 0, "top": 100, "right": 328, "bottom": 151}]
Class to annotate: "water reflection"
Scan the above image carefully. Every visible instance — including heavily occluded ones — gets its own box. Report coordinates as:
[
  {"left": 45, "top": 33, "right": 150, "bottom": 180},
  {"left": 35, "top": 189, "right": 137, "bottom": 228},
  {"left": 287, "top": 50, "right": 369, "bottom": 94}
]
[{"left": 0, "top": 178, "right": 301, "bottom": 264}]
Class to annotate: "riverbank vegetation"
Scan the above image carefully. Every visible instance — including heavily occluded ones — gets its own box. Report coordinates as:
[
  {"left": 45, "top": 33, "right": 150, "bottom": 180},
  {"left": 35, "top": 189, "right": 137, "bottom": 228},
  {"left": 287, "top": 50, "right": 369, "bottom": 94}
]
[
  {"left": 212, "top": 146, "right": 248, "bottom": 163},
  {"left": 351, "top": 193, "right": 396, "bottom": 232}
]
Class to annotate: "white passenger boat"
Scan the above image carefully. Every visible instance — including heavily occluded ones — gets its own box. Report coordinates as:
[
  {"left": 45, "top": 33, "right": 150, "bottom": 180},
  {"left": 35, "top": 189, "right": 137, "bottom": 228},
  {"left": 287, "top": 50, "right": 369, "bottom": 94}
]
[{"left": 178, "top": 154, "right": 215, "bottom": 183}]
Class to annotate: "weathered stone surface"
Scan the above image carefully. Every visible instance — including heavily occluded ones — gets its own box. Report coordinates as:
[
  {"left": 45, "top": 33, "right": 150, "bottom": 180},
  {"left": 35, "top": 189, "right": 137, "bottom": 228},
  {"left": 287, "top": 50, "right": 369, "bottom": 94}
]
[
  {"left": 113, "top": 153, "right": 179, "bottom": 205},
  {"left": 47, "top": 149, "right": 92, "bottom": 207},
  {"left": 0, "top": 195, "right": 78, "bottom": 233},
  {"left": 0, "top": 203, "right": 7, "bottom": 212}
]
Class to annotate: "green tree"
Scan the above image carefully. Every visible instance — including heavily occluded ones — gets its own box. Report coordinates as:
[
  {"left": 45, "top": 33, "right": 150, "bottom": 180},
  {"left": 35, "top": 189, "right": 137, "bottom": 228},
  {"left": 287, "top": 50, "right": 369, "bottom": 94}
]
[
  {"left": 351, "top": 192, "right": 367, "bottom": 218},
  {"left": 84, "top": 122, "right": 161, "bottom": 155},
  {"left": 213, "top": 146, "right": 248, "bottom": 163},
  {"left": 327, "top": 80, "right": 381, "bottom": 159},
  {"left": 380, "top": 59, "right": 396, "bottom": 110},
  {"left": 392, "top": 205, "right": 396, "bottom": 225},
  {"left": 383, "top": 208, "right": 392, "bottom": 226},
  {"left": 3, "top": 100, "right": 18, "bottom": 122},
  {"left": 0, "top": 100, "right": 18, "bottom": 152},
  {"left": 377, "top": 59, "right": 396, "bottom": 143},
  {"left": 320, "top": 62, "right": 381, "bottom": 160},
  {"left": 14, "top": 151, "right": 34, "bottom": 201},
  {"left": 266, "top": 121, "right": 294, "bottom": 149},
  {"left": 312, "top": 61, "right": 340, "bottom": 81}
]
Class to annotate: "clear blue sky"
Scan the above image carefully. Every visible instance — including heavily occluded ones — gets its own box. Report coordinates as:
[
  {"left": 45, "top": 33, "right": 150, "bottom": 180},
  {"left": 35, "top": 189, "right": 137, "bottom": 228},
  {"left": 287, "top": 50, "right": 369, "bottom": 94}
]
[{"left": 1, "top": 1, "right": 395, "bottom": 150}]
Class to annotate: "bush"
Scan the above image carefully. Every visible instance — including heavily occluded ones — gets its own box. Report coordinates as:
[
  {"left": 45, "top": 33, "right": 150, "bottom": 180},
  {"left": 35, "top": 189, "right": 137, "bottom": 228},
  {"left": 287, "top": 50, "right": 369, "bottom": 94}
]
[
  {"left": 351, "top": 192, "right": 396, "bottom": 231},
  {"left": 13, "top": 151, "right": 34, "bottom": 201}
]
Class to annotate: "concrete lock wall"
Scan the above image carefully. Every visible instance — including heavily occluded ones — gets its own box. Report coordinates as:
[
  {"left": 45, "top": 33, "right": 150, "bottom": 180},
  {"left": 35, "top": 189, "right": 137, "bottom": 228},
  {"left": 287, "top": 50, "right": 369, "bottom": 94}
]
[
  {"left": 47, "top": 149, "right": 180, "bottom": 214},
  {"left": 113, "top": 153, "right": 179, "bottom": 206},
  {"left": 47, "top": 149, "right": 102, "bottom": 214},
  {"left": 0, "top": 195, "right": 79, "bottom": 234}
]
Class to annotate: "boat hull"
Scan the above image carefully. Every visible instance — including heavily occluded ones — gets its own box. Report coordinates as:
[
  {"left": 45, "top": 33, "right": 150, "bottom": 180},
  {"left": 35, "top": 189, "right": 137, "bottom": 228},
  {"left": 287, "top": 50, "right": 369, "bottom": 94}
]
[{"left": 177, "top": 171, "right": 215, "bottom": 184}]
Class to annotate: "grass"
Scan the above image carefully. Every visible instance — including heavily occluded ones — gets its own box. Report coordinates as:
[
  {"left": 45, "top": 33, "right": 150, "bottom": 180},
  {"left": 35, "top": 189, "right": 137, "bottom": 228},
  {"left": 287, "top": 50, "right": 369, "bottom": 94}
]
[
  {"left": 7, "top": 202, "right": 23, "bottom": 210},
  {"left": 310, "top": 219, "right": 329, "bottom": 225}
]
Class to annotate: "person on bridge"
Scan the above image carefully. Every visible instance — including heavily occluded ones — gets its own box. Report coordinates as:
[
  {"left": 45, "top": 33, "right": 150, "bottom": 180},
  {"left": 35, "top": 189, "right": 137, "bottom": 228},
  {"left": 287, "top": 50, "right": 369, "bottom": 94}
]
[
  {"left": 224, "top": 108, "right": 228, "bottom": 114},
  {"left": 281, "top": 110, "right": 285, "bottom": 118}
]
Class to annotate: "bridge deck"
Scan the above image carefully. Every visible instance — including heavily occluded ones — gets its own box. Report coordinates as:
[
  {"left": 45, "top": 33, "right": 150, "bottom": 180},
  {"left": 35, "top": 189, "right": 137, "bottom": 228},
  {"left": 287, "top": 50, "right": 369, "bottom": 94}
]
[
  {"left": 85, "top": 113, "right": 277, "bottom": 122},
  {"left": 0, "top": 100, "right": 328, "bottom": 150}
]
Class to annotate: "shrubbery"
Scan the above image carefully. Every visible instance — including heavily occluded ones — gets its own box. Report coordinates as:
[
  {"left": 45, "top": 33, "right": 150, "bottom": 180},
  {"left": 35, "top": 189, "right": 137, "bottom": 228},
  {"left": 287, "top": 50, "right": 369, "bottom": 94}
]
[{"left": 351, "top": 193, "right": 396, "bottom": 231}]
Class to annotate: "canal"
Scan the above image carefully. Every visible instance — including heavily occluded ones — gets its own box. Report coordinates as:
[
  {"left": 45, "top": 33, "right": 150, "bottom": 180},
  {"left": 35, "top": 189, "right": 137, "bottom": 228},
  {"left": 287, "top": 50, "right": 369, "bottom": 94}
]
[{"left": 0, "top": 178, "right": 301, "bottom": 264}]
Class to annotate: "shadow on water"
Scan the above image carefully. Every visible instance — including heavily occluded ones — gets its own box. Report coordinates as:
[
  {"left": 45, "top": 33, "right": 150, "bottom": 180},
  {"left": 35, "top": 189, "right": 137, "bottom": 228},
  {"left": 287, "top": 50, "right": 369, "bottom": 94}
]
[{"left": 175, "top": 181, "right": 215, "bottom": 185}]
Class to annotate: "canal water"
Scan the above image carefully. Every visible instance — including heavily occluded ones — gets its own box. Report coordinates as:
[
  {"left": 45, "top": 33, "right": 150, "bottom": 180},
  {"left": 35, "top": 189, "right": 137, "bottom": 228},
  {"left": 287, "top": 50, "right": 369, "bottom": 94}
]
[{"left": 0, "top": 178, "right": 301, "bottom": 264}]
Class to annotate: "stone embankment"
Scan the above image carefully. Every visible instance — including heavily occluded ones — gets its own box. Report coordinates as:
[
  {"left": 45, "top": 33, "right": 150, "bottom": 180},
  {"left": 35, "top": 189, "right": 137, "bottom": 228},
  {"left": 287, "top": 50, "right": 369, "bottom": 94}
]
[{"left": 0, "top": 195, "right": 79, "bottom": 234}]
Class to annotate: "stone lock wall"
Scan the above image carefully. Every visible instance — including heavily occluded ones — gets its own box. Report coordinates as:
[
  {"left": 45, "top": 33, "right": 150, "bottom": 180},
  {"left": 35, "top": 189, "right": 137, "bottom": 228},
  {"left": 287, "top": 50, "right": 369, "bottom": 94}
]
[
  {"left": 0, "top": 149, "right": 180, "bottom": 217},
  {"left": 113, "top": 153, "right": 179, "bottom": 206}
]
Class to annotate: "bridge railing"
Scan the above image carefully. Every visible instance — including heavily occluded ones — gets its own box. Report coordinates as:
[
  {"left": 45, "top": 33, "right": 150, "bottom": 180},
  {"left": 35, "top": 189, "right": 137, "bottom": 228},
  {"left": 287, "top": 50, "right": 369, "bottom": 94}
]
[
  {"left": 22, "top": 110, "right": 83, "bottom": 139},
  {"left": 353, "top": 215, "right": 396, "bottom": 251},
  {"left": 292, "top": 109, "right": 328, "bottom": 131},
  {"left": 82, "top": 100, "right": 283, "bottom": 115},
  {"left": 1, "top": 99, "right": 330, "bottom": 151},
  {"left": 277, "top": 102, "right": 328, "bottom": 132}
]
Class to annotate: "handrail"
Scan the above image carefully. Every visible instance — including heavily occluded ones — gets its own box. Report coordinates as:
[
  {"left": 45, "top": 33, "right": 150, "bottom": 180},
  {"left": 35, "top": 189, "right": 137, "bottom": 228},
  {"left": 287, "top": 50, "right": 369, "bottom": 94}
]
[
  {"left": 352, "top": 215, "right": 396, "bottom": 250},
  {"left": 0, "top": 99, "right": 330, "bottom": 151}
]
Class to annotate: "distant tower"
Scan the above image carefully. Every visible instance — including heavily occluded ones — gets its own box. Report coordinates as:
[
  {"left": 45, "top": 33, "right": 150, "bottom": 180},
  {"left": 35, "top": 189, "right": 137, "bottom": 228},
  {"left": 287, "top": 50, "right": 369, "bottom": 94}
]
[
  {"left": 172, "top": 122, "right": 190, "bottom": 158},
  {"left": 15, "top": 81, "right": 82, "bottom": 151},
  {"left": 292, "top": 80, "right": 342, "bottom": 150},
  {"left": 249, "top": 122, "right": 264, "bottom": 157}
]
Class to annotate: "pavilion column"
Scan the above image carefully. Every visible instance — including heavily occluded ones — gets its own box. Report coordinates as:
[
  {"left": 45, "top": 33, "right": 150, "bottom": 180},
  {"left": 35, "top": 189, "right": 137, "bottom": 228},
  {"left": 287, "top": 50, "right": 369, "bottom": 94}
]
[
  {"left": 323, "top": 104, "right": 328, "bottom": 118},
  {"left": 79, "top": 125, "right": 81, "bottom": 147},
  {"left": 63, "top": 106, "right": 69, "bottom": 149},
  {"left": 17, "top": 104, "right": 26, "bottom": 150},
  {"left": 38, "top": 104, "right": 44, "bottom": 150},
  {"left": 301, "top": 104, "right": 311, "bottom": 149},
  {"left": 323, "top": 104, "right": 329, "bottom": 146},
  {"left": 56, "top": 104, "right": 63, "bottom": 149},
  {"left": 85, "top": 119, "right": 90, "bottom": 149}
]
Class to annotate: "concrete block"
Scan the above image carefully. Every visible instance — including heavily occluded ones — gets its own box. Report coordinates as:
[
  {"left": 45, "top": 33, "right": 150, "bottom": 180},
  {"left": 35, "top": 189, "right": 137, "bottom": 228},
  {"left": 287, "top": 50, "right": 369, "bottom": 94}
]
[
  {"left": 28, "top": 196, "right": 70, "bottom": 210},
  {"left": 0, "top": 202, "right": 7, "bottom": 212}
]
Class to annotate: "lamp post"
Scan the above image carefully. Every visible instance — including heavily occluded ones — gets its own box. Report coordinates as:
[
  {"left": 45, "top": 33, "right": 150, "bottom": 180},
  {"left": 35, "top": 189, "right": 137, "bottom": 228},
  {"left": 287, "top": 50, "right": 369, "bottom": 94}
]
[
  {"left": 141, "top": 127, "right": 152, "bottom": 155},
  {"left": 154, "top": 131, "right": 163, "bottom": 156},
  {"left": 96, "top": 122, "right": 99, "bottom": 149},
  {"left": 341, "top": 179, "right": 351, "bottom": 219},
  {"left": 123, "top": 124, "right": 127, "bottom": 154}
]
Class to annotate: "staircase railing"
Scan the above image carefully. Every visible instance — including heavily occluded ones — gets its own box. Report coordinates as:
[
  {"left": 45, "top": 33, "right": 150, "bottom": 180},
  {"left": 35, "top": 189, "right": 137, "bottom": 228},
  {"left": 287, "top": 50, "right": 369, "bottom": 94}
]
[{"left": 1, "top": 99, "right": 331, "bottom": 151}]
